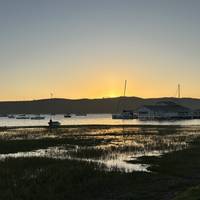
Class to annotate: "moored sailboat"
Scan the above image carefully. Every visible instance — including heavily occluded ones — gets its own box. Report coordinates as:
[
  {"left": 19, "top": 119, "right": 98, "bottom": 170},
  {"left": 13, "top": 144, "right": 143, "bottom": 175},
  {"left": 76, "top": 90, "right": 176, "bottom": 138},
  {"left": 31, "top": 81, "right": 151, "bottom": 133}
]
[{"left": 112, "top": 80, "right": 135, "bottom": 120}]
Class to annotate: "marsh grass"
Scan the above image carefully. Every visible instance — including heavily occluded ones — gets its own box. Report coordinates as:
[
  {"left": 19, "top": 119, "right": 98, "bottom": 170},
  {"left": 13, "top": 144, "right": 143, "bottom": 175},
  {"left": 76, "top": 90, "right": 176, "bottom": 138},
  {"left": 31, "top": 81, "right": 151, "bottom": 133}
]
[
  {"left": 0, "top": 137, "right": 109, "bottom": 154},
  {"left": 0, "top": 157, "right": 180, "bottom": 200},
  {"left": 1, "top": 125, "right": 200, "bottom": 199},
  {"left": 173, "top": 185, "right": 200, "bottom": 200}
]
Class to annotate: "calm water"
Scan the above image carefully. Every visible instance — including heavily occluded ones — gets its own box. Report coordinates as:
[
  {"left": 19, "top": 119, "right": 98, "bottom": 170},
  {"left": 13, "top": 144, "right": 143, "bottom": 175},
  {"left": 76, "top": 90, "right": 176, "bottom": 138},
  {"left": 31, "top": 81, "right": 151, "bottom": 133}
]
[
  {"left": 0, "top": 124, "right": 200, "bottom": 172},
  {"left": 1, "top": 114, "right": 200, "bottom": 127}
]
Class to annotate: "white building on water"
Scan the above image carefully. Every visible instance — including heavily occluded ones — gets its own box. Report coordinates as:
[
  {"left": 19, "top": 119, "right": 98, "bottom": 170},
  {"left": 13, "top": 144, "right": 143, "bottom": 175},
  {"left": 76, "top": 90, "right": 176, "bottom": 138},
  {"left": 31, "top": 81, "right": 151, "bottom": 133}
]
[{"left": 137, "top": 101, "right": 192, "bottom": 120}]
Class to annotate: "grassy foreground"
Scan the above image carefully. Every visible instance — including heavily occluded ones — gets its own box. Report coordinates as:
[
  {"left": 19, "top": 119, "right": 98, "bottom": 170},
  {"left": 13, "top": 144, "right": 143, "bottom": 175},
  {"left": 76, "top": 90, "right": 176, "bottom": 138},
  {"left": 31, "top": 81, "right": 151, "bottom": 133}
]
[
  {"left": 0, "top": 126, "right": 200, "bottom": 199},
  {"left": 173, "top": 185, "right": 200, "bottom": 200},
  {"left": 0, "top": 157, "right": 177, "bottom": 200}
]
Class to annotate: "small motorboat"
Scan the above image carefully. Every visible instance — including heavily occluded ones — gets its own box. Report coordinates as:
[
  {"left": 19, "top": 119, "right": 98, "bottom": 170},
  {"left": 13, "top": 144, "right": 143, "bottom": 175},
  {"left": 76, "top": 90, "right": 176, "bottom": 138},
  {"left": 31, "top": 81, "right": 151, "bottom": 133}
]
[
  {"left": 48, "top": 93, "right": 61, "bottom": 128},
  {"left": 64, "top": 114, "right": 71, "bottom": 118},
  {"left": 48, "top": 119, "right": 61, "bottom": 128},
  {"left": 31, "top": 115, "right": 45, "bottom": 120},
  {"left": 16, "top": 114, "right": 30, "bottom": 119},
  {"left": 8, "top": 115, "right": 15, "bottom": 119}
]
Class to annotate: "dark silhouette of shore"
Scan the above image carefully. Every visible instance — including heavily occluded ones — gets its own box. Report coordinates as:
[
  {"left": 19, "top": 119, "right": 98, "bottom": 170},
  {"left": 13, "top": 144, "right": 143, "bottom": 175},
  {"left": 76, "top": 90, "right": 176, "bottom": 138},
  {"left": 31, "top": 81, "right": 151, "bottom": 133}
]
[{"left": 0, "top": 97, "right": 200, "bottom": 114}]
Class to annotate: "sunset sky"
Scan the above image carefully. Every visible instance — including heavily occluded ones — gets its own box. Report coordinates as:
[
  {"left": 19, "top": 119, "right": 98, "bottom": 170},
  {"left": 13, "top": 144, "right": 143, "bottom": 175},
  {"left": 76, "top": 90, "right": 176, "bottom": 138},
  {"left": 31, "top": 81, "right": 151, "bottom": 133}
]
[{"left": 0, "top": 0, "right": 200, "bottom": 100}]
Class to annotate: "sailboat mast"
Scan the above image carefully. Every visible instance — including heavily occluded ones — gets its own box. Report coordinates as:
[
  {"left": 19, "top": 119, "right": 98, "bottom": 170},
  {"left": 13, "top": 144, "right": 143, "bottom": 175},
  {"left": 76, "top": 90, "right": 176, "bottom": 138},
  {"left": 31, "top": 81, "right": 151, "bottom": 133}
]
[
  {"left": 50, "top": 93, "right": 53, "bottom": 120},
  {"left": 178, "top": 84, "right": 181, "bottom": 98},
  {"left": 124, "top": 80, "right": 127, "bottom": 97}
]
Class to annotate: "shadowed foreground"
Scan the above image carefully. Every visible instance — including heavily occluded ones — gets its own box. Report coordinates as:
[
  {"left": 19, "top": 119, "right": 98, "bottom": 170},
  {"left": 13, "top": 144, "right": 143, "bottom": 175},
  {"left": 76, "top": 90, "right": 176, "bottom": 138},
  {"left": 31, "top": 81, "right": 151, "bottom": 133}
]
[{"left": 0, "top": 126, "right": 200, "bottom": 199}]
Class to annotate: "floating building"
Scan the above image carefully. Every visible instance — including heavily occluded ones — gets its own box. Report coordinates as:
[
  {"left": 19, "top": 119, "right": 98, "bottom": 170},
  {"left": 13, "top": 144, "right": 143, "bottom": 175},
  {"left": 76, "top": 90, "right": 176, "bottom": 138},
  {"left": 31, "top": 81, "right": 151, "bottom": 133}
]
[{"left": 137, "top": 101, "right": 192, "bottom": 120}]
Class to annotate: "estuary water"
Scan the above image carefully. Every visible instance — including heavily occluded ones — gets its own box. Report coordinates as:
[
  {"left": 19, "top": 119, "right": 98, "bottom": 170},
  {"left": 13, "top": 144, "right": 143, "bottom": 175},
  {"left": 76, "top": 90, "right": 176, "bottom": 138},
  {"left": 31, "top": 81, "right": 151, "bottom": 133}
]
[
  {"left": 1, "top": 114, "right": 200, "bottom": 127},
  {"left": 0, "top": 119, "right": 200, "bottom": 172}
]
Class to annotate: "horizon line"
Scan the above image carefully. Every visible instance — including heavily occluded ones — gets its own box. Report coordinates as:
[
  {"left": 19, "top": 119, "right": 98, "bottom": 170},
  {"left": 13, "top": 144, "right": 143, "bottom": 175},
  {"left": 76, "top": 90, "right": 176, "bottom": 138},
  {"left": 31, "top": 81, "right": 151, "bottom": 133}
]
[{"left": 0, "top": 96, "right": 199, "bottom": 102}]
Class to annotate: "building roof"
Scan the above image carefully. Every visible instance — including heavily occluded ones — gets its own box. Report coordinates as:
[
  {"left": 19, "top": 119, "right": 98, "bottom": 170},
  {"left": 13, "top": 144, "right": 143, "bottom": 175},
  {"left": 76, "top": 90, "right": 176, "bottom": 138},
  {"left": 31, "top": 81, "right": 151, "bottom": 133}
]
[{"left": 140, "top": 101, "right": 190, "bottom": 113}]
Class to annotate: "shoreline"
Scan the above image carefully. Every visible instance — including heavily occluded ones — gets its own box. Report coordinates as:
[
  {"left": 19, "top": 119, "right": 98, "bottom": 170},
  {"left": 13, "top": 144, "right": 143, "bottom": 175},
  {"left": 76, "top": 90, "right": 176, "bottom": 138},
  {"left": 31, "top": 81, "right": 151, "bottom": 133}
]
[{"left": 0, "top": 123, "right": 198, "bottom": 130}]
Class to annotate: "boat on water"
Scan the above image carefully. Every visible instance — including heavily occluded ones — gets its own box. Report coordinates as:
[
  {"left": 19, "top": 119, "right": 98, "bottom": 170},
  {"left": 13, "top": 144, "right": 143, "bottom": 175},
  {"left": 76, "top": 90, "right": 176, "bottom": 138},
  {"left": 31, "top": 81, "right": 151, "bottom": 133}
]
[
  {"left": 31, "top": 115, "right": 45, "bottom": 120},
  {"left": 64, "top": 114, "right": 71, "bottom": 118},
  {"left": 48, "top": 119, "right": 61, "bottom": 128},
  {"left": 112, "top": 80, "right": 135, "bottom": 120},
  {"left": 16, "top": 114, "right": 30, "bottom": 119},
  {"left": 8, "top": 115, "right": 15, "bottom": 119},
  {"left": 48, "top": 93, "right": 61, "bottom": 128},
  {"left": 112, "top": 110, "right": 135, "bottom": 120}
]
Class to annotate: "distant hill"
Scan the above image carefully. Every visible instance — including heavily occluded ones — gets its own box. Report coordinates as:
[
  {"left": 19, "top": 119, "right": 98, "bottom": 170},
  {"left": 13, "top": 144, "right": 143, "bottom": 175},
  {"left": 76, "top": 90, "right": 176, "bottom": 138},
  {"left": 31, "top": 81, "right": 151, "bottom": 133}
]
[{"left": 0, "top": 97, "right": 200, "bottom": 114}]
